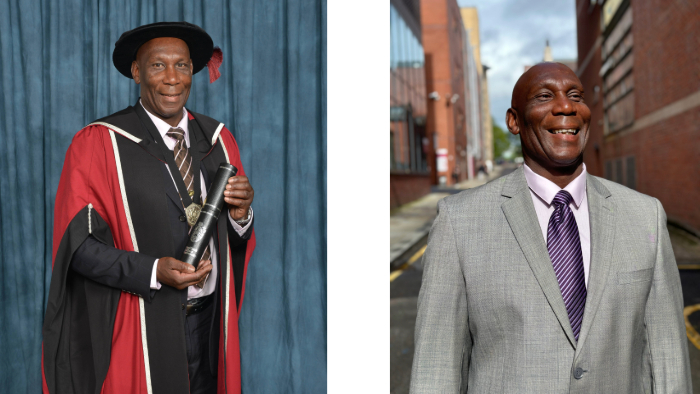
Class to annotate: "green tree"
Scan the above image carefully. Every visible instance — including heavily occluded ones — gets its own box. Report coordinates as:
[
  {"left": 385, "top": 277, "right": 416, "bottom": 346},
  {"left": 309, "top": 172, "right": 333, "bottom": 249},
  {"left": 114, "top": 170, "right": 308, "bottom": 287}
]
[
  {"left": 493, "top": 119, "right": 511, "bottom": 159},
  {"left": 510, "top": 132, "right": 522, "bottom": 158}
]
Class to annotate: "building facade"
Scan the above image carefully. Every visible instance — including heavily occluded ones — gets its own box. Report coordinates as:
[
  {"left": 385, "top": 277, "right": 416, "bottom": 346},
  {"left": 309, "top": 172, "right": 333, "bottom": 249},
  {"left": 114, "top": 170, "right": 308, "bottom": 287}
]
[
  {"left": 390, "top": 0, "right": 432, "bottom": 208},
  {"left": 576, "top": 0, "right": 700, "bottom": 233},
  {"left": 421, "top": 0, "right": 469, "bottom": 186},
  {"left": 390, "top": 0, "right": 488, "bottom": 207},
  {"left": 460, "top": 7, "right": 493, "bottom": 168},
  {"left": 461, "top": 26, "right": 482, "bottom": 180}
]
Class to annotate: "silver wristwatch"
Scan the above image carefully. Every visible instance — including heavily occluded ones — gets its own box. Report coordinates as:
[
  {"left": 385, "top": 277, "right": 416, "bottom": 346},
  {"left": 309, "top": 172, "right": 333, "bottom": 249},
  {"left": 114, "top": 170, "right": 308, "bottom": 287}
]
[{"left": 234, "top": 207, "right": 252, "bottom": 226}]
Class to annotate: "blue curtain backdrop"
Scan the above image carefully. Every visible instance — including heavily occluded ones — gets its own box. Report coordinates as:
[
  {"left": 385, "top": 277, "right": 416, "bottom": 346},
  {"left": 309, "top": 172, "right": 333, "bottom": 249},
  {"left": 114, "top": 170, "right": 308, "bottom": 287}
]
[{"left": 0, "top": 0, "right": 326, "bottom": 392}]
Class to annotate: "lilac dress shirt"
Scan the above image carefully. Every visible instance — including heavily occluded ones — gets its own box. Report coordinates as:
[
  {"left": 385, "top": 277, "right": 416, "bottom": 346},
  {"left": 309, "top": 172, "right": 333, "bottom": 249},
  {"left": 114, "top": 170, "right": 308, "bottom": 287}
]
[{"left": 523, "top": 163, "right": 590, "bottom": 287}]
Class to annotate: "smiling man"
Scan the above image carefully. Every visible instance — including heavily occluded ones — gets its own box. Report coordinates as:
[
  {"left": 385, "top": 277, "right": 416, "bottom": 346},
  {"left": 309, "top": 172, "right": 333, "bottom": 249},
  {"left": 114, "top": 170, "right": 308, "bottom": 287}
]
[
  {"left": 42, "top": 22, "right": 255, "bottom": 394},
  {"left": 410, "top": 63, "right": 691, "bottom": 393}
]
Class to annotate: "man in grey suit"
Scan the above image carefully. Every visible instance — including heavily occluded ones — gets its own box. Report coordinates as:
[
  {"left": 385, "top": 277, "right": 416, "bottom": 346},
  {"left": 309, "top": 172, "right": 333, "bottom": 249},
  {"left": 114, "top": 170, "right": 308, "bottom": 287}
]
[{"left": 410, "top": 62, "right": 691, "bottom": 393}]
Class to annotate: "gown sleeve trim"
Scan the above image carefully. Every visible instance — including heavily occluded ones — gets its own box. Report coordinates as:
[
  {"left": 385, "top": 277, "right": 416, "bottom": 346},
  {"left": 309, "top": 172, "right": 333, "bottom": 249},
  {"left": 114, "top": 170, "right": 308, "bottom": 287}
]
[
  {"left": 89, "top": 121, "right": 143, "bottom": 144},
  {"left": 211, "top": 122, "right": 225, "bottom": 146}
]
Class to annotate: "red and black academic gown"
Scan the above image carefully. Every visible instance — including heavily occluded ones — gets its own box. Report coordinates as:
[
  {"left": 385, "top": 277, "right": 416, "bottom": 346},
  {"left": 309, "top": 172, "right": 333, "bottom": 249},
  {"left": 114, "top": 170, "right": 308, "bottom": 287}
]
[{"left": 41, "top": 104, "right": 256, "bottom": 394}]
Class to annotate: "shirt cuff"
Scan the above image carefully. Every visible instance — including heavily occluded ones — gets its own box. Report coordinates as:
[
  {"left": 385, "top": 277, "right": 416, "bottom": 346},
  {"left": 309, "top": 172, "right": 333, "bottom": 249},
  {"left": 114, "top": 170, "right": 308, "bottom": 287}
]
[
  {"left": 228, "top": 207, "right": 253, "bottom": 236},
  {"left": 150, "top": 259, "right": 162, "bottom": 290}
]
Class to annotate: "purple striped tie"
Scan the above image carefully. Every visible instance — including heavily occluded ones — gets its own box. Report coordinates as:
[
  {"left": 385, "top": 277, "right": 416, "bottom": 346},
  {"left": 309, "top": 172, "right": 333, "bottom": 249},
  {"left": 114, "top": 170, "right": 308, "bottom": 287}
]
[{"left": 547, "top": 190, "right": 586, "bottom": 341}]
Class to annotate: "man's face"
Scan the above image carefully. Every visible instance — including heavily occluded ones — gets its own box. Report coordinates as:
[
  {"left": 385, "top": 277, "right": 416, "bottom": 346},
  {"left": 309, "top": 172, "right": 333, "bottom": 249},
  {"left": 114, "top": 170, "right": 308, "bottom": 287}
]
[
  {"left": 131, "top": 37, "right": 192, "bottom": 126},
  {"left": 506, "top": 63, "right": 591, "bottom": 172}
]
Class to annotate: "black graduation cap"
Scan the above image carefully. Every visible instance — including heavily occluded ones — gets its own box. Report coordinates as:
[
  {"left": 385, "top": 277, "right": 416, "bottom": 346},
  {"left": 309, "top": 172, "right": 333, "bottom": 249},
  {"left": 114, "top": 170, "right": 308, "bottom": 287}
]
[{"left": 112, "top": 21, "right": 222, "bottom": 83}]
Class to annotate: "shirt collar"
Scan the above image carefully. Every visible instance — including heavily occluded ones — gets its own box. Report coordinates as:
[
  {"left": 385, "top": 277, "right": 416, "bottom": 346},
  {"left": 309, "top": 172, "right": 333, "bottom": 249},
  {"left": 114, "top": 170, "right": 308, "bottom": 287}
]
[
  {"left": 523, "top": 163, "right": 587, "bottom": 209},
  {"left": 139, "top": 100, "right": 189, "bottom": 146}
]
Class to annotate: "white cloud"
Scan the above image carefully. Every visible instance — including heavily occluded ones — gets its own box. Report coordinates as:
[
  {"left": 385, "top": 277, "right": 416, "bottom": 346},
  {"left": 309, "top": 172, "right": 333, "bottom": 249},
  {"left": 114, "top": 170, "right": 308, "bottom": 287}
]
[{"left": 458, "top": 0, "right": 577, "bottom": 127}]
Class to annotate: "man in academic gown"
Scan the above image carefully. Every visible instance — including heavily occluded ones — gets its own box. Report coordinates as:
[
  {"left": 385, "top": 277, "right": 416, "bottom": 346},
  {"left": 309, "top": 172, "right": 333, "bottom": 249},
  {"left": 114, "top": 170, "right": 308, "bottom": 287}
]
[{"left": 42, "top": 22, "right": 256, "bottom": 394}]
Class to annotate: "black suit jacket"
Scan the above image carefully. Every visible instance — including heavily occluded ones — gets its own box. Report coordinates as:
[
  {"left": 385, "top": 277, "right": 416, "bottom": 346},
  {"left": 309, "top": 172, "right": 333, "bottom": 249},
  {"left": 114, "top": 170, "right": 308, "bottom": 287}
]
[{"left": 71, "top": 165, "right": 253, "bottom": 301}]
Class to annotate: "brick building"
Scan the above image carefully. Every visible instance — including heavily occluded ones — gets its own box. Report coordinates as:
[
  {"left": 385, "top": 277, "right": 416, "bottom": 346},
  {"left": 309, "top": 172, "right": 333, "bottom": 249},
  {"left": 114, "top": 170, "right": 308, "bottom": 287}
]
[
  {"left": 390, "top": 0, "right": 488, "bottom": 207},
  {"left": 421, "top": 0, "right": 469, "bottom": 186},
  {"left": 390, "top": 0, "right": 432, "bottom": 208},
  {"left": 576, "top": 0, "right": 700, "bottom": 234}
]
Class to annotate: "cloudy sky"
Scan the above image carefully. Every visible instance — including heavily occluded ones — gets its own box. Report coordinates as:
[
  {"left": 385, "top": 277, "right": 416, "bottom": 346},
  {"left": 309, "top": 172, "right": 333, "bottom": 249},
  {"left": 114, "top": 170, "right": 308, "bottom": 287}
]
[{"left": 457, "top": 0, "right": 578, "bottom": 128}]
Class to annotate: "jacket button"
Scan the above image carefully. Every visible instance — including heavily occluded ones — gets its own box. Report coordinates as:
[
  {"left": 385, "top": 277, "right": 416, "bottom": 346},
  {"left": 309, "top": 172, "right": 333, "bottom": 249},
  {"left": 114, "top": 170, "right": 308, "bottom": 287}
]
[
  {"left": 182, "top": 304, "right": 186, "bottom": 310},
  {"left": 573, "top": 367, "right": 584, "bottom": 379},
  {"left": 179, "top": 215, "right": 186, "bottom": 222}
]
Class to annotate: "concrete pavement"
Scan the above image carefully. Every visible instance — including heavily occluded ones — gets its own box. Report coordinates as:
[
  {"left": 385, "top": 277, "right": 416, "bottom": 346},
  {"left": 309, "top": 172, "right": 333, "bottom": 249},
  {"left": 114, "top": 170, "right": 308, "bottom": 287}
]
[{"left": 390, "top": 164, "right": 513, "bottom": 269}]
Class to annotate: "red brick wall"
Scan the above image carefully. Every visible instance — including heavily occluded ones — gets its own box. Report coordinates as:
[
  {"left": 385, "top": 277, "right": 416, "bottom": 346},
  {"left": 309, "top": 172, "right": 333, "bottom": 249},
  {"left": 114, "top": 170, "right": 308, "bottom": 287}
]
[
  {"left": 577, "top": 0, "right": 700, "bottom": 233},
  {"left": 421, "top": 0, "right": 468, "bottom": 185},
  {"left": 633, "top": 0, "right": 700, "bottom": 117},
  {"left": 390, "top": 173, "right": 432, "bottom": 208},
  {"left": 576, "top": 0, "right": 604, "bottom": 177},
  {"left": 604, "top": 109, "right": 700, "bottom": 233}
]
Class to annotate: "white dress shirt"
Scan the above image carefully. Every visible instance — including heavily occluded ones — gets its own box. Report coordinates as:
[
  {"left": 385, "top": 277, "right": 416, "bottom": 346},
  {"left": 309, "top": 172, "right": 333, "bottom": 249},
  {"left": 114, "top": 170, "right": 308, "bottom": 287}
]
[
  {"left": 523, "top": 163, "right": 590, "bottom": 287},
  {"left": 141, "top": 102, "right": 252, "bottom": 299}
]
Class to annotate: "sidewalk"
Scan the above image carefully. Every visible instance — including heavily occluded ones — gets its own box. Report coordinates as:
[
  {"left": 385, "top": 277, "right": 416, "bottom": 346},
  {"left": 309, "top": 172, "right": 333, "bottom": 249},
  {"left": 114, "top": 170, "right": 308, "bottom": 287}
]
[
  {"left": 670, "top": 224, "right": 700, "bottom": 265},
  {"left": 390, "top": 192, "right": 450, "bottom": 267},
  {"left": 390, "top": 165, "right": 510, "bottom": 268}
]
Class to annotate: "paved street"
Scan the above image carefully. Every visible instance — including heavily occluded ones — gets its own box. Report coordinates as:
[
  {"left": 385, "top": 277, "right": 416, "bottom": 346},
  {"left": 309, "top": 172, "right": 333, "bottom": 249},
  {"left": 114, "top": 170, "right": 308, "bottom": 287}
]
[
  {"left": 390, "top": 250, "right": 425, "bottom": 394},
  {"left": 390, "top": 172, "right": 700, "bottom": 393}
]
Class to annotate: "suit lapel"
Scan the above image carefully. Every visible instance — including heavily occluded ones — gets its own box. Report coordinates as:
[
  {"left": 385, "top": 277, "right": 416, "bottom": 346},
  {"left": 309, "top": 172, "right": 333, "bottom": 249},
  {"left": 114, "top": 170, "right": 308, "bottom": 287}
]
[
  {"left": 161, "top": 165, "right": 186, "bottom": 215},
  {"left": 574, "top": 175, "right": 615, "bottom": 355},
  {"left": 500, "top": 168, "right": 577, "bottom": 348}
]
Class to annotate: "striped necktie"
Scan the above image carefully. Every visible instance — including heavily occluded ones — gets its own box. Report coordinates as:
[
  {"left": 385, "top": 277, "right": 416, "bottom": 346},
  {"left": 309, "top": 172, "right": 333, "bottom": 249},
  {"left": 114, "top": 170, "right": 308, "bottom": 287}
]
[
  {"left": 547, "top": 190, "right": 587, "bottom": 341},
  {"left": 165, "top": 128, "right": 194, "bottom": 194},
  {"left": 166, "top": 127, "right": 210, "bottom": 289}
]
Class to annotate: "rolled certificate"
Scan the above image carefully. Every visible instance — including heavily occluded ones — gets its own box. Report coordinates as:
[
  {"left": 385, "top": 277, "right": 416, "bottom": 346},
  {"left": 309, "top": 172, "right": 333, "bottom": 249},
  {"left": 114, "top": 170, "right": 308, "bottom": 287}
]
[{"left": 181, "top": 163, "right": 238, "bottom": 268}]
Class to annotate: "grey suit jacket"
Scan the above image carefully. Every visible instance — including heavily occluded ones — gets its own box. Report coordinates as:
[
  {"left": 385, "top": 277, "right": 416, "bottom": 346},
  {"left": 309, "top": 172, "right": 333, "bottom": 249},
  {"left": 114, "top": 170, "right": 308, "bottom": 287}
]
[{"left": 410, "top": 167, "right": 691, "bottom": 393}]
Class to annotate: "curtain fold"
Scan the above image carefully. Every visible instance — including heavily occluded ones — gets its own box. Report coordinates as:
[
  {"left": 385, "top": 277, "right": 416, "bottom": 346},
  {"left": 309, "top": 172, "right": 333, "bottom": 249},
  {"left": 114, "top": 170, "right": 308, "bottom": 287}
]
[{"left": 0, "top": 0, "right": 326, "bottom": 392}]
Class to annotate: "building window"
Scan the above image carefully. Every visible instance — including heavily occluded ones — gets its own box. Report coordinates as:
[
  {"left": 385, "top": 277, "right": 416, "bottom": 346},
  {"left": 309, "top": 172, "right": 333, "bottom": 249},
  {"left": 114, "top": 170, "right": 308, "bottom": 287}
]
[
  {"left": 615, "top": 158, "right": 623, "bottom": 184},
  {"left": 390, "top": 3, "right": 428, "bottom": 174},
  {"left": 390, "top": 131, "right": 396, "bottom": 170},
  {"left": 604, "top": 155, "right": 636, "bottom": 189},
  {"left": 602, "top": 5, "right": 634, "bottom": 135},
  {"left": 625, "top": 156, "right": 636, "bottom": 190}
]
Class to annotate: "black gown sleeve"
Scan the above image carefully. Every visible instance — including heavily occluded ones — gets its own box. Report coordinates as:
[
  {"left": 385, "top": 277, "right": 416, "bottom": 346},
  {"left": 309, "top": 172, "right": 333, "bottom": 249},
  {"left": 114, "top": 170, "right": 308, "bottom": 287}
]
[
  {"left": 227, "top": 216, "right": 254, "bottom": 247},
  {"left": 227, "top": 217, "right": 253, "bottom": 311},
  {"left": 71, "top": 235, "right": 157, "bottom": 301}
]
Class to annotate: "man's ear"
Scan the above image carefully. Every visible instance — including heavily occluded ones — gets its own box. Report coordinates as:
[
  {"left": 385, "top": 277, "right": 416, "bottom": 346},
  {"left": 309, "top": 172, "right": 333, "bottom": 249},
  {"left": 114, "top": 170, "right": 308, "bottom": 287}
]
[
  {"left": 506, "top": 108, "right": 519, "bottom": 136},
  {"left": 131, "top": 61, "right": 140, "bottom": 84}
]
